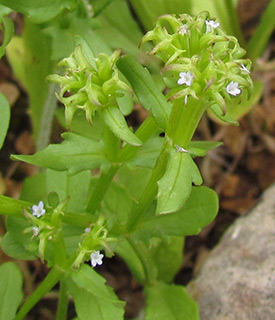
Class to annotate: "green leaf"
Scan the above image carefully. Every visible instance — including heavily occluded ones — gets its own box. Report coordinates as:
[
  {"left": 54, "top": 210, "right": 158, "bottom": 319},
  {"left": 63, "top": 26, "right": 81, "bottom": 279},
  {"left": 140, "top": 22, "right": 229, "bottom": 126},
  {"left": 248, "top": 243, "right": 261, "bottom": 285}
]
[
  {"left": 226, "top": 80, "right": 263, "bottom": 120},
  {"left": 115, "top": 239, "right": 145, "bottom": 283},
  {"left": 6, "top": 20, "right": 54, "bottom": 142},
  {"left": 1, "top": 216, "right": 38, "bottom": 260},
  {"left": 149, "top": 236, "right": 184, "bottom": 283},
  {"left": 65, "top": 264, "right": 125, "bottom": 320},
  {"left": 118, "top": 166, "right": 152, "bottom": 201},
  {"left": 45, "top": 16, "right": 112, "bottom": 62},
  {"left": 129, "top": 135, "right": 164, "bottom": 168},
  {"left": 133, "top": 186, "right": 218, "bottom": 241},
  {"left": 102, "top": 106, "right": 142, "bottom": 146},
  {"left": 0, "top": 0, "right": 76, "bottom": 23},
  {"left": 188, "top": 140, "right": 222, "bottom": 157},
  {"left": 117, "top": 55, "right": 171, "bottom": 130},
  {"left": 209, "top": 104, "right": 238, "bottom": 125},
  {"left": 0, "top": 93, "right": 10, "bottom": 149},
  {"left": 95, "top": 0, "right": 143, "bottom": 56},
  {"left": 55, "top": 110, "right": 103, "bottom": 140},
  {"left": 0, "top": 16, "right": 14, "bottom": 59},
  {"left": 20, "top": 171, "right": 47, "bottom": 204},
  {"left": 0, "top": 195, "right": 32, "bottom": 216},
  {"left": 0, "top": 5, "right": 12, "bottom": 20},
  {"left": 46, "top": 169, "right": 91, "bottom": 213},
  {"left": 156, "top": 148, "right": 202, "bottom": 215},
  {"left": 11, "top": 132, "right": 108, "bottom": 175},
  {"left": 128, "top": 0, "right": 192, "bottom": 31},
  {"left": 103, "top": 181, "right": 133, "bottom": 226},
  {"left": 247, "top": 0, "right": 275, "bottom": 60},
  {"left": 145, "top": 281, "right": 199, "bottom": 320},
  {"left": 0, "top": 262, "right": 23, "bottom": 320}
]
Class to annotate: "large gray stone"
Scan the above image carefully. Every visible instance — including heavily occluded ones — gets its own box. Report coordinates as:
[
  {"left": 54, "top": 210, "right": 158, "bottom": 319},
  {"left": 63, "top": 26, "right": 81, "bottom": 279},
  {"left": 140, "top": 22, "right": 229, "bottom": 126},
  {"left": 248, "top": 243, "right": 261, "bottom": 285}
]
[{"left": 187, "top": 184, "right": 275, "bottom": 320}]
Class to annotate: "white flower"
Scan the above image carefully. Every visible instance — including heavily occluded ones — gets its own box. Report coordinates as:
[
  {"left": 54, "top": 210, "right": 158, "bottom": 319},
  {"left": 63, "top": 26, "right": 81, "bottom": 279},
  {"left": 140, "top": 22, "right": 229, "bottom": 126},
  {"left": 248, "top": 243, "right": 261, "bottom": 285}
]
[
  {"left": 240, "top": 64, "right": 250, "bottom": 73},
  {"left": 177, "top": 71, "right": 194, "bottom": 86},
  {"left": 85, "top": 227, "right": 91, "bottom": 233},
  {"left": 206, "top": 20, "right": 220, "bottom": 33},
  {"left": 226, "top": 81, "right": 241, "bottom": 96},
  {"left": 32, "top": 201, "right": 46, "bottom": 218},
  {"left": 90, "top": 251, "right": 104, "bottom": 267},
  {"left": 179, "top": 24, "right": 188, "bottom": 35}
]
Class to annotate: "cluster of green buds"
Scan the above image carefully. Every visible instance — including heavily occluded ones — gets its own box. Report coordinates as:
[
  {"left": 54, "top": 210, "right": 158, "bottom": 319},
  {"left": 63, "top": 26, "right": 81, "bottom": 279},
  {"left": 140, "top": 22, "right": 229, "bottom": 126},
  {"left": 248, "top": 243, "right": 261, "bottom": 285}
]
[
  {"left": 141, "top": 11, "right": 253, "bottom": 124},
  {"left": 24, "top": 200, "right": 64, "bottom": 263},
  {"left": 73, "top": 215, "right": 116, "bottom": 268},
  {"left": 48, "top": 40, "right": 129, "bottom": 126},
  {"left": 49, "top": 38, "right": 142, "bottom": 146},
  {"left": 24, "top": 200, "right": 114, "bottom": 269}
]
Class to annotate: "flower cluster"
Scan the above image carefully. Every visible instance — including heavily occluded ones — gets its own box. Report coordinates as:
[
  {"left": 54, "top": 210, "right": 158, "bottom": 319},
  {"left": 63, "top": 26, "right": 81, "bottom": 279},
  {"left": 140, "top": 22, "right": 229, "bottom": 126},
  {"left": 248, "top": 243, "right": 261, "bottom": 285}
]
[
  {"left": 73, "top": 215, "right": 115, "bottom": 268},
  {"left": 141, "top": 12, "right": 253, "bottom": 123},
  {"left": 48, "top": 41, "right": 130, "bottom": 127}
]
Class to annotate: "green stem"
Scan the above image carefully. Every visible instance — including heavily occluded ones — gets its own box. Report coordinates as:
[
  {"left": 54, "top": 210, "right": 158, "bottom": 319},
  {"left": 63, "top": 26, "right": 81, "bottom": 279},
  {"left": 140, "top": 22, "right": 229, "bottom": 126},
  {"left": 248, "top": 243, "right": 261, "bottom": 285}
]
[
  {"left": 99, "top": 110, "right": 121, "bottom": 162},
  {"left": 127, "top": 98, "right": 206, "bottom": 230},
  {"left": 56, "top": 279, "right": 69, "bottom": 320},
  {"left": 36, "top": 82, "right": 59, "bottom": 151},
  {"left": 168, "top": 98, "right": 206, "bottom": 148},
  {"left": 127, "top": 237, "right": 157, "bottom": 285},
  {"left": 86, "top": 165, "right": 119, "bottom": 214},
  {"left": 86, "top": 116, "right": 159, "bottom": 215},
  {"left": 127, "top": 141, "right": 168, "bottom": 231},
  {"left": 0, "top": 195, "right": 32, "bottom": 216},
  {"left": 15, "top": 266, "right": 65, "bottom": 320},
  {"left": 118, "top": 116, "right": 159, "bottom": 162}
]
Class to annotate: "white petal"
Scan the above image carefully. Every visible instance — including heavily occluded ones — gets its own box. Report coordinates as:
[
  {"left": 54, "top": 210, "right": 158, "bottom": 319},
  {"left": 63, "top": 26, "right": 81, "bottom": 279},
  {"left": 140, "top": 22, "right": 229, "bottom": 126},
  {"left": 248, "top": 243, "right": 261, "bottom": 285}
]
[
  {"left": 240, "top": 64, "right": 250, "bottom": 73},
  {"left": 226, "top": 81, "right": 241, "bottom": 96},
  {"left": 90, "top": 251, "right": 104, "bottom": 267}
]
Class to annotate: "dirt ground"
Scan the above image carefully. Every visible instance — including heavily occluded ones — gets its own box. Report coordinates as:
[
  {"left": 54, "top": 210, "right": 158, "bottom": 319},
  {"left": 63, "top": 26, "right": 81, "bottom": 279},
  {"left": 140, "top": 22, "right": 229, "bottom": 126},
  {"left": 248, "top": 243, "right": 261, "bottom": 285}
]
[{"left": 0, "top": 1, "right": 274, "bottom": 318}]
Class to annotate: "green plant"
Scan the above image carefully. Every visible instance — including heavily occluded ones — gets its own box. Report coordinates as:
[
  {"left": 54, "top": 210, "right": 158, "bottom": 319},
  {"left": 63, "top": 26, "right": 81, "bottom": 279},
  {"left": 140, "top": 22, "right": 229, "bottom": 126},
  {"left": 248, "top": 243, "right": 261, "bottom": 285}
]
[{"left": 0, "top": 0, "right": 272, "bottom": 319}]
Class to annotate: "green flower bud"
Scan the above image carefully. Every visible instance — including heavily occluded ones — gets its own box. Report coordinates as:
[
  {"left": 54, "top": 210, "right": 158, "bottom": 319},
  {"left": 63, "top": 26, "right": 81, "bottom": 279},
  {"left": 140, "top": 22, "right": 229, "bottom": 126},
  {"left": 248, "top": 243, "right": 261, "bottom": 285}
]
[
  {"left": 48, "top": 40, "right": 131, "bottom": 128},
  {"left": 142, "top": 12, "right": 253, "bottom": 123}
]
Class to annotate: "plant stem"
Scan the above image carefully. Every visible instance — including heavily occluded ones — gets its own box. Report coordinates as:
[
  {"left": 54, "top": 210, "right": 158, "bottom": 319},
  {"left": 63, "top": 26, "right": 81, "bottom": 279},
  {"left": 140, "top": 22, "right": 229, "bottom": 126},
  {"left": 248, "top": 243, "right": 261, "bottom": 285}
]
[
  {"left": 0, "top": 195, "right": 32, "bottom": 216},
  {"left": 127, "top": 237, "right": 157, "bottom": 285},
  {"left": 36, "top": 81, "right": 59, "bottom": 151},
  {"left": 86, "top": 165, "right": 119, "bottom": 214},
  {"left": 56, "top": 279, "right": 69, "bottom": 320},
  {"left": 127, "top": 141, "right": 168, "bottom": 231},
  {"left": 168, "top": 98, "right": 206, "bottom": 148},
  {"left": 15, "top": 266, "right": 65, "bottom": 320},
  {"left": 86, "top": 116, "right": 158, "bottom": 215},
  {"left": 119, "top": 116, "right": 159, "bottom": 162},
  {"left": 128, "top": 98, "right": 206, "bottom": 230}
]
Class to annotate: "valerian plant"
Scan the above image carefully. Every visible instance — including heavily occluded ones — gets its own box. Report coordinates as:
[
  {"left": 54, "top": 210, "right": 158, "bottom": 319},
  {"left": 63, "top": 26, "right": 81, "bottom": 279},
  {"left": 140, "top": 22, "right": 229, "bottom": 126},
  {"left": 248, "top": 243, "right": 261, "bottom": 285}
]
[{"left": 0, "top": 9, "right": 254, "bottom": 320}]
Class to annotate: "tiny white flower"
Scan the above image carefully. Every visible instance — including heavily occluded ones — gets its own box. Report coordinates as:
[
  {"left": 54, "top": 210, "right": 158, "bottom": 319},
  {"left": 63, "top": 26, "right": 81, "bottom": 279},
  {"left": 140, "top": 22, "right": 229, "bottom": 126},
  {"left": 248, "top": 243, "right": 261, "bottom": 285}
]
[
  {"left": 179, "top": 24, "right": 188, "bottom": 35},
  {"left": 240, "top": 64, "right": 250, "bottom": 73},
  {"left": 90, "top": 251, "right": 104, "bottom": 267},
  {"left": 48, "top": 235, "right": 53, "bottom": 240},
  {"left": 206, "top": 20, "right": 220, "bottom": 33},
  {"left": 85, "top": 227, "right": 91, "bottom": 233},
  {"left": 177, "top": 71, "right": 194, "bottom": 86},
  {"left": 226, "top": 81, "right": 241, "bottom": 96},
  {"left": 32, "top": 201, "right": 46, "bottom": 218},
  {"left": 32, "top": 226, "right": 39, "bottom": 236}
]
